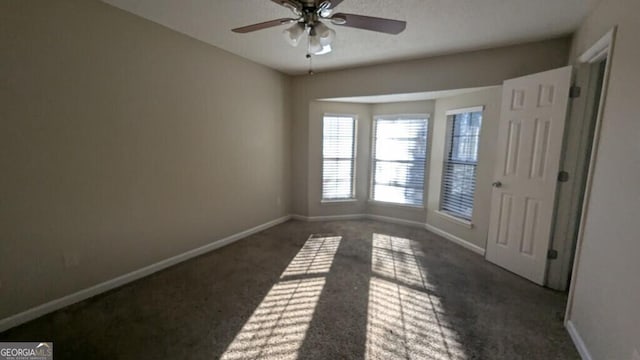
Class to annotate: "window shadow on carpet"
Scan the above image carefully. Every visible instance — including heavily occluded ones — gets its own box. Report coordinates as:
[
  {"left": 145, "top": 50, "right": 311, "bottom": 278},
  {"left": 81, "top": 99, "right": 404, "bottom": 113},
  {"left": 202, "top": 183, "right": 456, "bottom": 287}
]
[
  {"left": 0, "top": 220, "right": 576, "bottom": 359},
  {"left": 365, "top": 233, "right": 467, "bottom": 359},
  {"left": 220, "top": 234, "right": 341, "bottom": 360}
]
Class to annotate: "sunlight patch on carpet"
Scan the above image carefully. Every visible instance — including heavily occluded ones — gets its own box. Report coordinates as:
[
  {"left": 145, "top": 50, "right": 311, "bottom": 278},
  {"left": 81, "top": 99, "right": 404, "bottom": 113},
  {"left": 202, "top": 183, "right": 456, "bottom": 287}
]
[
  {"left": 281, "top": 235, "right": 341, "bottom": 277},
  {"left": 366, "top": 233, "right": 467, "bottom": 360},
  {"left": 220, "top": 234, "right": 341, "bottom": 360}
]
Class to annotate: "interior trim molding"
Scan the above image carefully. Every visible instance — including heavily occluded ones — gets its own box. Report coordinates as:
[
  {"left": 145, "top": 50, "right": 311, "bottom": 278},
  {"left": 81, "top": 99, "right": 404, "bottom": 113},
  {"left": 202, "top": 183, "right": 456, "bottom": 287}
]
[
  {"left": 291, "top": 213, "right": 424, "bottom": 228},
  {"left": 0, "top": 215, "right": 292, "bottom": 333},
  {"left": 292, "top": 213, "right": 485, "bottom": 255},
  {"left": 566, "top": 320, "right": 593, "bottom": 360},
  {"left": 366, "top": 214, "right": 425, "bottom": 228},
  {"left": 434, "top": 210, "right": 474, "bottom": 229},
  {"left": 445, "top": 105, "right": 485, "bottom": 116},
  {"left": 578, "top": 27, "right": 616, "bottom": 64},
  {"left": 565, "top": 26, "right": 618, "bottom": 325},
  {"left": 424, "top": 223, "right": 486, "bottom": 256},
  {"left": 290, "top": 213, "right": 366, "bottom": 222}
]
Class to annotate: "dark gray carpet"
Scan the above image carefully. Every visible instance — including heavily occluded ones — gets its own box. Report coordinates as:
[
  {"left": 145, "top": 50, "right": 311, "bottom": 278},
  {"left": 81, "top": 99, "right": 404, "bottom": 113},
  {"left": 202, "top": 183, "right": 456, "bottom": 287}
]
[{"left": 0, "top": 220, "right": 579, "bottom": 359}]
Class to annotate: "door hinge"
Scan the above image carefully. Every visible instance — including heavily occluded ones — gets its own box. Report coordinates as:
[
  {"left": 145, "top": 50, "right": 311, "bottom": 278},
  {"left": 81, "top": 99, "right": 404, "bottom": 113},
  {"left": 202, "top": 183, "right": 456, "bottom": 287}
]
[
  {"left": 547, "top": 249, "right": 558, "bottom": 260},
  {"left": 569, "top": 86, "right": 581, "bottom": 98},
  {"left": 558, "top": 171, "right": 570, "bottom": 182}
]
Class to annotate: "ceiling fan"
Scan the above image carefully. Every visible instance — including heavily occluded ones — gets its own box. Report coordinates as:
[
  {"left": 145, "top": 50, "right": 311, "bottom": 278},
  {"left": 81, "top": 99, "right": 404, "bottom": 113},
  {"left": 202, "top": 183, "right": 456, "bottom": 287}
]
[{"left": 232, "top": 0, "right": 407, "bottom": 56}]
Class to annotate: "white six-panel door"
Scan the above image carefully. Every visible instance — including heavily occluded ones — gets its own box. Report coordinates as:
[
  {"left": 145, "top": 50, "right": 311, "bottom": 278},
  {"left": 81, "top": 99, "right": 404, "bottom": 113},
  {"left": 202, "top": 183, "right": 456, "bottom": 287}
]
[{"left": 485, "top": 66, "right": 573, "bottom": 285}]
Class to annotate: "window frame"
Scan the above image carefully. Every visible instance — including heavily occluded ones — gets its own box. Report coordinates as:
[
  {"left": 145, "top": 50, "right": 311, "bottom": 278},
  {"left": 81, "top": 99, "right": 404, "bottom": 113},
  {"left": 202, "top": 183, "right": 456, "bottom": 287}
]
[
  {"left": 438, "top": 106, "right": 484, "bottom": 222},
  {"left": 321, "top": 113, "right": 358, "bottom": 202},
  {"left": 369, "top": 114, "right": 430, "bottom": 208}
]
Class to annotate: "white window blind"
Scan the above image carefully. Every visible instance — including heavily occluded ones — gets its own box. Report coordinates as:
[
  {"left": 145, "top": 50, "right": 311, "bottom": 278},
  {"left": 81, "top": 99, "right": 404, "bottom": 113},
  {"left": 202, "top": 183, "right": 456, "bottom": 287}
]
[
  {"left": 440, "top": 109, "right": 483, "bottom": 220},
  {"left": 371, "top": 116, "right": 428, "bottom": 206},
  {"left": 322, "top": 115, "right": 356, "bottom": 200}
]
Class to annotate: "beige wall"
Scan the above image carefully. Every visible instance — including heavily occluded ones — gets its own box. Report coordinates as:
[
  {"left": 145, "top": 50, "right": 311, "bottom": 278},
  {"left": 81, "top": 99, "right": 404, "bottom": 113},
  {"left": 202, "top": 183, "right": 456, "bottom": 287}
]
[
  {"left": 0, "top": 0, "right": 291, "bottom": 319},
  {"left": 291, "top": 38, "right": 571, "bottom": 216},
  {"left": 567, "top": 0, "right": 640, "bottom": 358},
  {"left": 427, "top": 88, "right": 502, "bottom": 249}
]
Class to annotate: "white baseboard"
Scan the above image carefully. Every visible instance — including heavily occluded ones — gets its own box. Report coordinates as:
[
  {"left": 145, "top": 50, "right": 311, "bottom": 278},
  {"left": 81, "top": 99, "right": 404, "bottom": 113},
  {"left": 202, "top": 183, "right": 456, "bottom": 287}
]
[
  {"left": 292, "top": 213, "right": 484, "bottom": 256},
  {"left": 566, "top": 320, "right": 593, "bottom": 360},
  {"left": 1, "top": 213, "right": 486, "bottom": 332},
  {"left": 0, "top": 215, "right": 291, "bottom": 333},
  {"left": 366, "top": 214, "right": 425, "bottom": 228},
  {"left": 290, "top": 214, "right": 366, "bottom": 222},
  {"left": 291, "top": 213, "right": 424, "bottom": 229},
  {"left": 424, "top": 223, "right": 486, "bottom": 256},
  {"left": 289, "top": 214, "right": 309, "bottom": 221}
]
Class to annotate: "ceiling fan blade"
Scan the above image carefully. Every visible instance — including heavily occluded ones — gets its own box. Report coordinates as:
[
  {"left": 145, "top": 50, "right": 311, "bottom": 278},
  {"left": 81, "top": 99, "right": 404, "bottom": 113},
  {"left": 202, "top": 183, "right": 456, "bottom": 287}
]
[
  {"left": 232, "top": 18, "right": 297, "bottom": 33},
  {"left": 270, "top": 0, "right": 302, "bottom": 12},
  {"left": 330, "top": 13, "right": 406, "bottom": 34}
]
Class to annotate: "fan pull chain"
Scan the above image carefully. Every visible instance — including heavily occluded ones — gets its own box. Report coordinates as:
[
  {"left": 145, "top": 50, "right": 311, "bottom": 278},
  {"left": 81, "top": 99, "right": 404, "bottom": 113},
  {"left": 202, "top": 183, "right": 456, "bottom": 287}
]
[
  {"left": 306, "top": 53, "right": 315, "bottom": 75},
  {"left": 305, "top": 33, "right": 314, "bottom": 75}
]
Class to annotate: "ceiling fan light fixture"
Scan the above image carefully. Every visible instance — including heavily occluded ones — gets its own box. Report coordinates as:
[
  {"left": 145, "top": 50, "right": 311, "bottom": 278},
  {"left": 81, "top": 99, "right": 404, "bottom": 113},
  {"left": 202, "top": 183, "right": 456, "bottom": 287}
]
[
  {"left": 320, "top": 28, "right": 335, "bottom": 46},
  {"left": 234, "top": 0, "right": 407, "bottom": 61},
  {"left": 315, "top": 44, "right": 332, "bottom": 55},
  {"left": 308, "top": 28, "right": 332, "bottom": 55},
  {"left": 282, "top": 22, "right": 305, "bottom": 47},
  {"left": 314, "top": 22, "right": 335, "bottom": 46},
  {"left": 308, "top": 33, "right": 323, "bottom": 54}
]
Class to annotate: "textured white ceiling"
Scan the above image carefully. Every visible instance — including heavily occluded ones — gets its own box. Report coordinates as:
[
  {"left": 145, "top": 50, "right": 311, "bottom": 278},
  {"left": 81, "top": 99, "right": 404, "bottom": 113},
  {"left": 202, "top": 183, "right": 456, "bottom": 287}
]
[{"left": 102, "top": 0, "right": 598, "bottom": 75}]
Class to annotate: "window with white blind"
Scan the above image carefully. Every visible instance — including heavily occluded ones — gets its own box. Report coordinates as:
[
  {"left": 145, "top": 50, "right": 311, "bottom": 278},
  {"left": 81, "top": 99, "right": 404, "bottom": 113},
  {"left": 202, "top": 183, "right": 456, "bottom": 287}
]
[
  {"left": 371, "top": 115, "right": 428, "bottom": 206},
  {"left": 322, "top": 115, "right": 356, "bottom": 201},
  {"left": 440, "top": 107, "right": 483, "bottom": 221}
]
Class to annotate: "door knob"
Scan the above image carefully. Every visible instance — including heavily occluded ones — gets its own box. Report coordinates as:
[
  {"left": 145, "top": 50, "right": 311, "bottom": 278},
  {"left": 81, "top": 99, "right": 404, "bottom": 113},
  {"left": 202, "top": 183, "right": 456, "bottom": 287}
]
[{"left": 492, "top": 181, "right": 503, "bottom": 188}]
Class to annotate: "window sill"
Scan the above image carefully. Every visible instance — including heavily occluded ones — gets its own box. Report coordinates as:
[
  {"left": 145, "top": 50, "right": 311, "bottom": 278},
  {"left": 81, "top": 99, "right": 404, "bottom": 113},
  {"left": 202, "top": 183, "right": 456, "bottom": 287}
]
[
  {"left": 435, "top": 210, "right": 474, "bottom": 229},
  {"left": 368, "top": 200, "right": 425, "bottom": 210},
  {"left": 321, "top": 198, "right": 358, "bottom": 204}
]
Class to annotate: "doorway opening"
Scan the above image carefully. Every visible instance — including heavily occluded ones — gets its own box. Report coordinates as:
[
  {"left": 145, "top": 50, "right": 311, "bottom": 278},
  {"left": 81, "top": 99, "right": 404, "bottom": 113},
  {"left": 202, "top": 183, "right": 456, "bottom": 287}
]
[
  {"left": 546, "top": 57, "right": 609, "bottom": 291},
  {"left": 548, "top": 27, "right": 616, "bottom": 310}
]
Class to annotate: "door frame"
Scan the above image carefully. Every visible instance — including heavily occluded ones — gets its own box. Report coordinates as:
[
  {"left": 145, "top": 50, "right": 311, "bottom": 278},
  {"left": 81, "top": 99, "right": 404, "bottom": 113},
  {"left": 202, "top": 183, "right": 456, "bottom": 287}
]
[{"left": 564, "top": 27, "right": 617, "bottom": 324}]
